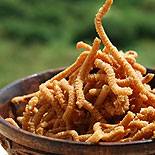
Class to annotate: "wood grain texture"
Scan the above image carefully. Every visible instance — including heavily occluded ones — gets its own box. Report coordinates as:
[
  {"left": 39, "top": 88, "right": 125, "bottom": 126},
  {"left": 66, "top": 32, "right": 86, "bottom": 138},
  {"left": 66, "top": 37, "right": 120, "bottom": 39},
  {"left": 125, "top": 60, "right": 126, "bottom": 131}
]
[{"left": 0, "top": 67, "right": 155, "bottom": 155}]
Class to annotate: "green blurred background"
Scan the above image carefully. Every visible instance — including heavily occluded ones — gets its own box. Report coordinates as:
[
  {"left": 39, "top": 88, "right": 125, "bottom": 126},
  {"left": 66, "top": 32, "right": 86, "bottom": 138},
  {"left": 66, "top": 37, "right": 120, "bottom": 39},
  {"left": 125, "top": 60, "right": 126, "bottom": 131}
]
[{"left": 0, "top": 0, "right": 155, "bottom": 88}]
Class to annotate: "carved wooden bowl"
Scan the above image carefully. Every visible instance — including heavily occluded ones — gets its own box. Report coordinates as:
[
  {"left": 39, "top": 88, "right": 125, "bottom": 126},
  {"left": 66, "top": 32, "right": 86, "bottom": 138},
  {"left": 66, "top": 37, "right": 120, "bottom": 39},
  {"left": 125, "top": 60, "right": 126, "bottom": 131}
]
[{"left": 0, "top": 67, "right": 155, "bottom": 155}]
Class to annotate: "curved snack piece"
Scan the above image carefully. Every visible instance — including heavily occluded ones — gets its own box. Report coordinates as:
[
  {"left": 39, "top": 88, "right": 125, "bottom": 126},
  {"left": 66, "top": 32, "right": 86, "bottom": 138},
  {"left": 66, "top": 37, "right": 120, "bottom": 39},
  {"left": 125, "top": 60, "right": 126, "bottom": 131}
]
[
  {"left": 7, "top": 0, "right": 155, "bottom": 143},
  {"left": 75, "top": 37, "right": 101, "bottom": 108},
  {"left": 5, "top": 118, "right": 20, "bottom": 128},
  {"left": 11, "top": 93, "right": 37, "bottom": 105},
  {"left": 22, "top": 96, "right": 38, "bottom": 130},
  {"left": 76, "top": 41, "right": 92, "bottom": 51},
  {"left": 94, "top": 59, "right": 132, "bottom": 95}
]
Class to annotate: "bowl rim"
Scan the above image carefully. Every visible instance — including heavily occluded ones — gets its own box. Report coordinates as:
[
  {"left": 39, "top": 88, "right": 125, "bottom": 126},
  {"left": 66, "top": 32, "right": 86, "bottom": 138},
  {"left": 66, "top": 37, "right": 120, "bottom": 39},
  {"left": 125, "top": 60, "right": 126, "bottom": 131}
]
[{"left": 0, "top": 67, "right": 155, "bottom": 148}]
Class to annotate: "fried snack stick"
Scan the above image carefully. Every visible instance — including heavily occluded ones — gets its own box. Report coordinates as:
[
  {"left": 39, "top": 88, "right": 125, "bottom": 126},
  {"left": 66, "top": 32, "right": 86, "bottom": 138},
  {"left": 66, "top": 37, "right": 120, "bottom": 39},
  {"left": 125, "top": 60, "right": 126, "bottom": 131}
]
[
  {"left": 87, "top": 73, "right": 107, "bottom": 83},
  {"left": 87, "top": 72, "right": 132, "bottom": 88},
  {"left": 40, "top": 119, "right": 56, "bottom": 129},
  {"left": 76, "top": 41, "right": 92, "bottom": 51},
  {"left": 100, "top": 111, "right": 135, "bottom": 133},
  {"left": 79, "top": 38, "right": 101, "bottom": 80},
  {"left": 132, "top": 63, "right": 146, "bottom": 75},
  {"left": 77, "top": 41, "right": 114, "bottom": 66},
  {"left": 99, "top": 124, "right": 130, "bottom": 142},
  {"left": 98, "top": 52, "right": 114, "bottom": 66},
  {"left": 95, "top": 0, "right": 155, "bottom": 102},
  {"left": 86, "top": 122, "right": 127, "bottom": 142},
  {"left": 45, "top": 130, "right": 79, "bottom": 141},
  {"left": 86, "top": 122, "right": 104, "bottom": 142},
  {"left": 5, "top": 118, "right": 20, "bottom": 128},
  {"left": 78, "top": 134, "right": 92, "bottom": 142},
  {"left": 94, "top": 85, "right": 110, "bottom": 109},
  {"left": 103, "top": 95, "right": 129, "bottom": 116},
  {"left": 131, "top": 123, "right": 155, "bottom": 141},
  {"left": 84, "top": 82, "right": 97, "bottom": 95},
  {"left": 45, "top": 127, "right": 66, "bottom": 135},
  {"left": 116, "top": 77, "right": 133, "bottom": 87},
  {"left": 75, "top": 70, "right": 105, "bottom": 122},
  {"left": 77, "top": 41, "right": 113, "bottom": 65},
  {"left": 22, "top": 96, "right": 38, "bottom": 130},
  {"left": 89, "top": 88, "right": 101, "bottom": 96},
  {"left": 95, "top": 0, "right": 135, "bottom": 78},
  {"left": 119, "top": 51, "right": 136, "bottom": 65},
  {"left": 75, "top": 38, "right": 101, "bottom": 108},
  {"left": 53, "top": 80, "right": 67, "bottom": 109},
  {"left": 135, "top": 106, "right": 155, "bottom": 123},
  {"left": 17, "top": 116, "right": 23, "bottom": 124},
  {"left": 95, "top": 59, "right": 132, "bottom": 95},
  {"left": 119, "top": 111, "right": 135, "bottom": 128},
  {"left": 125, "top": 51, "right": 138, "bottom": 59},
  {"left": 68, "top": 68, "right": 80, "bottom": 85},
  {"left": 29, "top": 103, "right": 51, "bottom": 133},
  {"left": 102, "top": 46, "right": 110, "bottom": 54},
  {"left": 39, "top": 84, "right": 64, "bottom": 117},
  {"left": 142, "top": 73, "right": 154, "bottom": 84},
  {"left": 11, "top": 92, "right": 37, "bottom": 104},
  {"left": 128, "top": 120, "right": 149, "bottom": 129},
  {"left": 42, "top": 108, "right": 56, "bottom": 122},
  {"left": 60, "top": 79, "right": 76, "bottom": 129},
  {"left": 90, "top": 111, "right": 134, "bottom": 137}
]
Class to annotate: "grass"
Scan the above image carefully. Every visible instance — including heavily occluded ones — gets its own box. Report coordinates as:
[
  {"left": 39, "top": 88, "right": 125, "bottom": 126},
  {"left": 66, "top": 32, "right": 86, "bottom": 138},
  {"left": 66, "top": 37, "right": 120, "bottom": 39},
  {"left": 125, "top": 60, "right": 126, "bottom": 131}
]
[
  {"left": 0, "top": 38, "right": 155, "bottom": 89},
  {"left": 0, "top": 39, "right": 79, "bottom": 88}
]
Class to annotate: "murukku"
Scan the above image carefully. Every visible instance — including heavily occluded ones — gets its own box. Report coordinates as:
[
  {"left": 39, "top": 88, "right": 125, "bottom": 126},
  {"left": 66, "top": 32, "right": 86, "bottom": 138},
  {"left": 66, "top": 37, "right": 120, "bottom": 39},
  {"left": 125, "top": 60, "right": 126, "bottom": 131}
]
[
  {"left": 102, "top": 46, "right": 110, "bottom": 54},
  {"left": 119, "top": 111, "right": 135, "bottom": 128},
  {"left": 94, "top": 85, "right": 110, "bottom": 109},
  {"left": 103, "top": 95, "right": 129, "bottom": 116},
  {"left": 29, "top": 103, "right": 51, "bottom": 133},
  {"left": 135, "top": 106, "right": 155, "bottom": 123},
  {"left": 76, "top": 41, "right": 92, "bottom": 51},
  {"left": 131, "top": 123, "right": 155, "bottom": 141},
  {"left": 11, "top": 92, "right": 37, "bottom": 105},
  {"left": 128, "top": 120, "right": 148, "bottom": 129},
  {"left": 22, "top": 96, "right": 38, "bottom": 130},
  {"left": 79, "top": 37, "right": 101, "bottom": 80},
  {"left": 94, "top": 0, "right": 155, "bottom": 103},
  {"left": 97, "top": 52, "right": 113, "bottom": 65},
  {"left": 142, "top": 73, "right": 154, "bottom": 84},
  {"left": 95, "top": 59, "right": 132, "bottom": 95},
  {"left": 46, "top": 130, "right": 79, "bottom": 141},
  {"left": 7, "top": 0, "right": 155, "bottom": 143},
  {"left": 53, "top": 80, "right": 67, "bottom": 109},
  {"left": 89, "top": 88, "right": 101, "bottom": 97},
  {"left": 63, "top": 85, "right": 76, "bottom": 129},
  {"left": 132, "top": 63, "right": 146, "bottom": 75},
  {"left": 5, "top": 118, "right": 20, "bottom": 128}
]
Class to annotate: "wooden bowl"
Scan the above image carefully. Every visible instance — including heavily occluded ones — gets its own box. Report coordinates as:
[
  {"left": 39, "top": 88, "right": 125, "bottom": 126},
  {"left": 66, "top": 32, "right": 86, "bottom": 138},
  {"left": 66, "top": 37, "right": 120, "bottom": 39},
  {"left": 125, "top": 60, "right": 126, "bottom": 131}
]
[{"left": 0, "top": 67, "right": 155, "bottom": 155}]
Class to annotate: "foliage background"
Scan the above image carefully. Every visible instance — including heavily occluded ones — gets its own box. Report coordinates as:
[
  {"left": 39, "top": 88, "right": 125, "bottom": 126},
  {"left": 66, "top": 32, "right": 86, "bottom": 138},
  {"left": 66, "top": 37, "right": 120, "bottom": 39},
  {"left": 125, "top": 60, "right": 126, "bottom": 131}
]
[{"left": 0, "top": 0, "right": 155, "bottom": 88}]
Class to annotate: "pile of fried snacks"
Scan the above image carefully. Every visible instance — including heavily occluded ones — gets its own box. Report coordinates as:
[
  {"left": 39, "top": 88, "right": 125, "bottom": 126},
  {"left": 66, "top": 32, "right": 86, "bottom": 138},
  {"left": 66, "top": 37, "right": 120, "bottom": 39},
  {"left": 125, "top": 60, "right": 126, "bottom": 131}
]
[{"left": 6, "top": 0, "right": 155, "bottom": 143}]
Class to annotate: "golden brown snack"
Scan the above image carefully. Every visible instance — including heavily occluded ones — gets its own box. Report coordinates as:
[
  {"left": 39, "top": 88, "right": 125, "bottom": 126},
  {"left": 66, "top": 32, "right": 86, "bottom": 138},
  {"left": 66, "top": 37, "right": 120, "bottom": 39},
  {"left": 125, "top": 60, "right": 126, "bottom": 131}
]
[{"left": 7, "top": 0, "right": 155, "bottom": 143}]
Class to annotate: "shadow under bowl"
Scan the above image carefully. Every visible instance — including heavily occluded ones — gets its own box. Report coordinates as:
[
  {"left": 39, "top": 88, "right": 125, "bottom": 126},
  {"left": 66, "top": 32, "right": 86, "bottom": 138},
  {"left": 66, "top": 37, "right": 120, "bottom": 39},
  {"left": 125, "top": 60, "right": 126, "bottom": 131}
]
[{"left": 0, "top": 67, "right": 155, "bottom": 155}]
